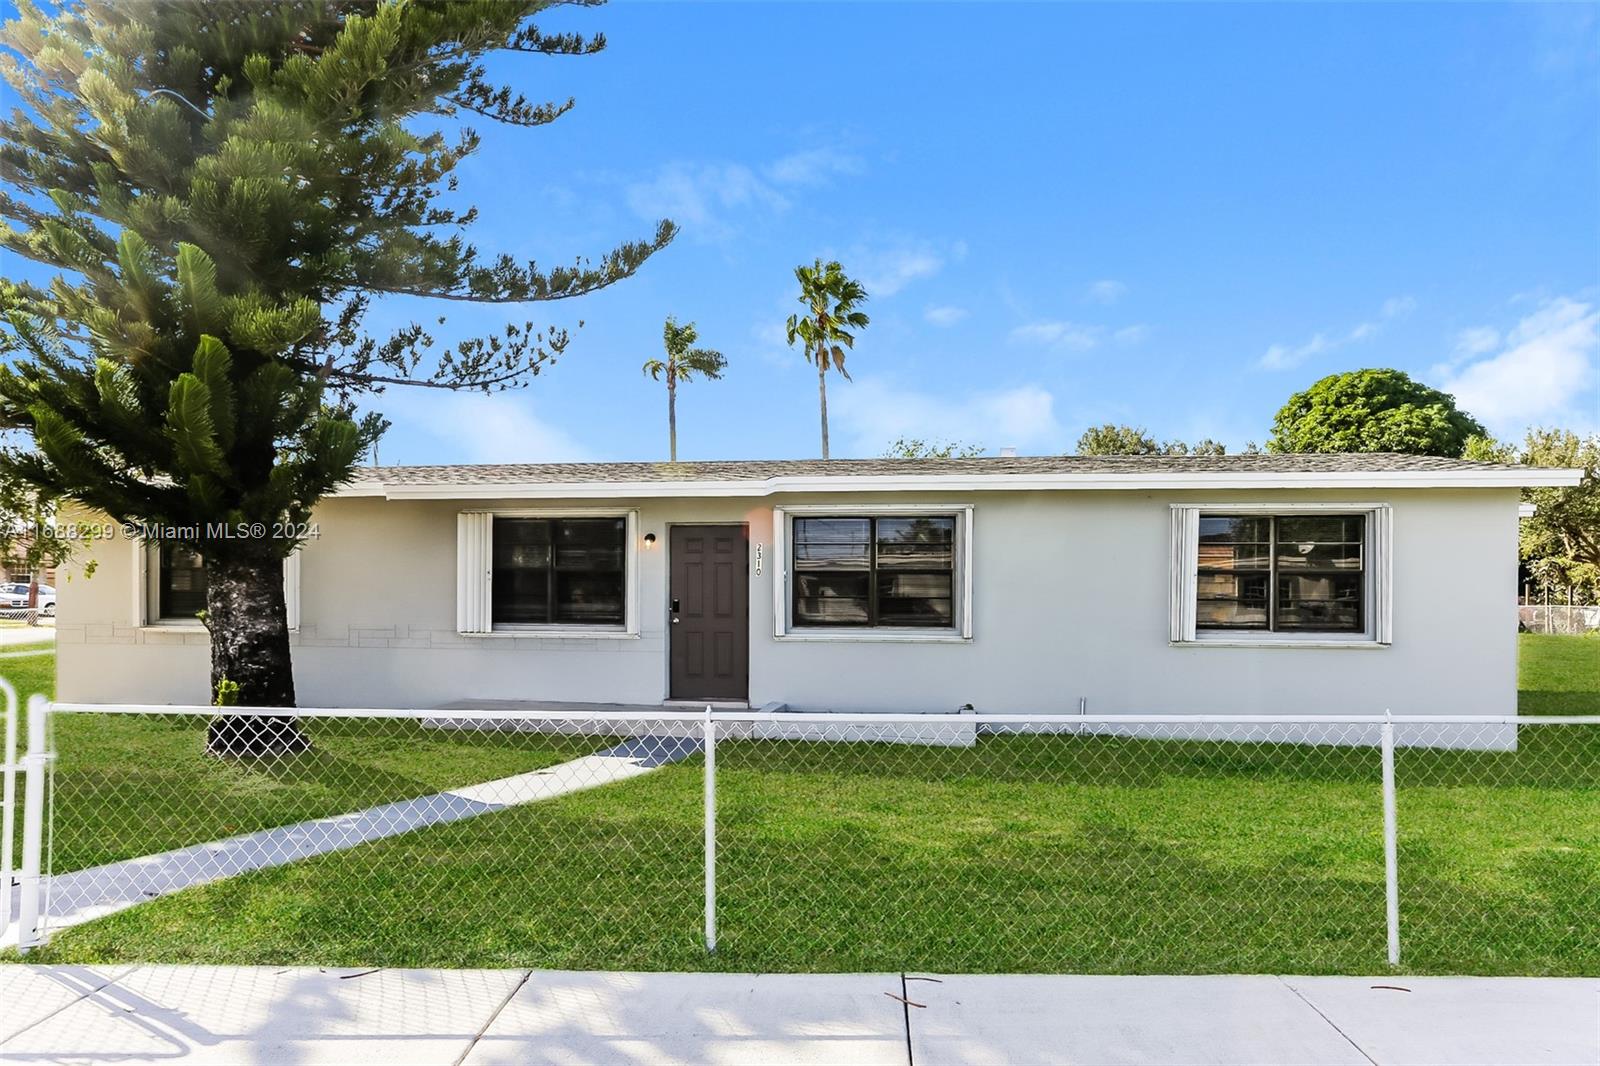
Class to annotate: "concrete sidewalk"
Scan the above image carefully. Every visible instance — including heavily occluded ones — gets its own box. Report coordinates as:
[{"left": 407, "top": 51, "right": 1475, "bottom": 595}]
[
  {"left": 0, "top": 624, "right": 53, "bottom": 649},
  {"left": 1, "top": 965, "right": 1595, "bottom": 1065}
]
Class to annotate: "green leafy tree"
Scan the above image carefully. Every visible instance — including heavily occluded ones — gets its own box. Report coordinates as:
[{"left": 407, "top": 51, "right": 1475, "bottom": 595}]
[
  {"left": 1269, "top": 369, "right": 1485, "bottom": 456},
  {"left": 882, "top": 437, "right": 984, "bottom": 459},
  {"left": 0, "top": 1, "right": 674, "bottom": 752},
  {"left": 1075, "top": 424, "right": 1227, "bottom": 456},
  {"left": 1468, "top": 429, "right": 1600, "bottom": 599},
  {"left": 785, "top": 259, "right": 869, "bottom": 459},
  {"left": 641, "top": 316, "right": 725, "bottom": 462}
]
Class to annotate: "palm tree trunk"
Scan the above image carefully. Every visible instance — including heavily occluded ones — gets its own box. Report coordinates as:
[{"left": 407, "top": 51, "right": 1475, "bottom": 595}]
[
  {"left": 668, "top": 376, "right": 678, "bottom": 462},
  {"left": 817, "top": 347, "right": 830, "bottom": 460}
]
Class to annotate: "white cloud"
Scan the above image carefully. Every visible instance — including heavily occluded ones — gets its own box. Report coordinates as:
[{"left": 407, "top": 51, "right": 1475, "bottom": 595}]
[
  {"left": 624, "top": 162, "right": 788, "bottom": 241},
  {"left": 924, "top": 305, "right": 969, "bottom": 327},
  {"left": 1435, "top": 297, "right": 1598, "bottom": 428},
  {"left": 1085, "top": 280, "right": 1128, "bottom": 305},
  {"left": 1012, "top": 319, "right": 1102, "bottom": 351},
  {"left": 1113, "top": 324, "right": 1150, "bottom": 345},
  {"left": 848, "top": 239, "right": 953, "bottom": 297},
  {"left": 375, "top": 391, "right": 591, "bottom": 465},
  {"left": 1259, "top": 295, "right": 1416, "bottom": 370},
  {"left": 832, "top": 379, "right": 1063, "bottom": 454},
  {"left": 1453, "top": 326, "right": 1501, "bottom": 358},
  {"left": 763, "top": 146, "right": 862, "bottom": 186},
  {"left": 1260, "top": 333, "right": 1334, "bottom": 371},
  {"left": 625, "top": 143, "right": 862, "bottom": 242},
  {"left": 1382, "top": 295, "right": 1418, "bottom": 319}
]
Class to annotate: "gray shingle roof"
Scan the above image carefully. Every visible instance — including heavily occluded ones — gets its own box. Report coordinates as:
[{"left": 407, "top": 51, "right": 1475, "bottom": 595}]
[{"left": 345, "top": 452, "right": 1530, "bottom": 487}]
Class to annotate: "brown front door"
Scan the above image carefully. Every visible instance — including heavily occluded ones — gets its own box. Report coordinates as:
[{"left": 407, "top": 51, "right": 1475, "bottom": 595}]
[{"left": 669, "top": 525, "right": 749, "bottom": 701}]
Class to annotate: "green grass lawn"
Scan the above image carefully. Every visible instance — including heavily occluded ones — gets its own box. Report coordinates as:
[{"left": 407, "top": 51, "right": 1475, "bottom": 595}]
[
  {"left": 11, "top": 634, "right": 1600, "bottom": 974},
  {"left": 0, "top": 650, "right": 607, "bottom": 874},
  {"left": 0, "top": 643, "right": 55, "bottom": 701},
  {"left": 1518, "top": 629, "right": 1600, "bottom": 715}
]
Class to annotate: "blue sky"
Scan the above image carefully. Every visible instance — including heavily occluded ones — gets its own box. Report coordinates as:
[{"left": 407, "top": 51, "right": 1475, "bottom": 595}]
[{"left": 16, "top": 2, "right": 1600, "bottom": 463}]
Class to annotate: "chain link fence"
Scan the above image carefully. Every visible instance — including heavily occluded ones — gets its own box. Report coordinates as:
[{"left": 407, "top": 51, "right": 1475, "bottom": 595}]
[
  {"left": 1517, "top": 602, "right": 1600, "bottom": 634},
  {"left": 7, "top": 703, "right": 1598, "bottom": 977},
  {"left": 0, "top": 607, "right": 53, "bottom": 626}
]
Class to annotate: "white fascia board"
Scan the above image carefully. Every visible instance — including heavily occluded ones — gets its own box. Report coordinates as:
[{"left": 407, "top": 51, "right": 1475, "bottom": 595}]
[
  {"left": 333, "top": 480, "right": 388, "bottom": 497},
  {"left": 339, "top": 466, "right": 1584, "bottom": 500}
]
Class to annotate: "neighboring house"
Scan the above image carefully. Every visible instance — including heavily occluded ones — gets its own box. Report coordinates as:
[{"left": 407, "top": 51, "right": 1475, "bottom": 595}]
[
  {"left": 1, "top": 533, "right": 56, "bottom": 589},
  {"left": 56, "top": 455, "right": 1579, "bottom": 744}
]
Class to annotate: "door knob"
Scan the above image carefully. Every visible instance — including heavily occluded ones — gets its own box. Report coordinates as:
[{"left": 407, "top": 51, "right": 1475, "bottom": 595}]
[{"left": 672, "top": 616, "right": 680, "bottom": 624}]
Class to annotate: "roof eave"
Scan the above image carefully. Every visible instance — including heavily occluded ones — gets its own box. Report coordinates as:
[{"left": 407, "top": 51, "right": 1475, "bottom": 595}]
[{"left": 333, "top": 467, "right": 1584, "bottom": 501}]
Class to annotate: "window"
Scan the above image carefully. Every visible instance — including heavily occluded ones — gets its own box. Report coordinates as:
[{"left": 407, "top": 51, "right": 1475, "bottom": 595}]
[
  {"left": 159, "top": 543, "right": 207, "bottom": 621},
  {"left": 1171, "top": 505, "right": 1391, "bottom": 645},
  {"left": 1197, "top": 515, "right": 1364, "bottom": 633},
  {"left": 491, "top": 517, "right": 627, "bottom": 627},
  {"left": 137, "top": 543, "right": 300, "bottom": 629},
  {"left": 790, "top": 514, "right": 958, "bottom": 629}
]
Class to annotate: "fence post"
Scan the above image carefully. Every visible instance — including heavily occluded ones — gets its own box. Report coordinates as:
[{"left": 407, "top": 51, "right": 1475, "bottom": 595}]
[
  {"left": 18, "top": 695, "right": 49, "bottom": 951},
  {"left": 0, "top": 678, "right": 15, "bottom": 941},
  {"left": 703, "top": 704, "right": 717, "bottom": 955},
  {"left": 1381, "top": 709, "right": 1400, "bottom": 967}
]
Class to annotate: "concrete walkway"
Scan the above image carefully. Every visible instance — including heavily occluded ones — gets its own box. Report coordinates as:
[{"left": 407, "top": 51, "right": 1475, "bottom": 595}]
[
  {"left": 0, "top": 623, "right": 53, "bottom": 649},
  {"left": 2, "top": 735, "right": 700, "bottom": 949},
  {"left": 1, "top": 965, "right": 1594, "bottom": 1064}
]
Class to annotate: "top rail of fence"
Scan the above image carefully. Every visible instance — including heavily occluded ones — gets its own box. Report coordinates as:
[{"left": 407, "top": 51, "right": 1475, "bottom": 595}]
[{"left": 40, "top": 701, "right": 1600, "bottom": 726}]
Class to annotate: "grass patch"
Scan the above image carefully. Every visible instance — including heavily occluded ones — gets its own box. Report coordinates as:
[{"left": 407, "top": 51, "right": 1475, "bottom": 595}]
[
  {"left": 13, "top": 634, "right": 1600, "bottom": 974},
  {"left": 1, "top": 643, "right": 608, "bottom": 873},
  {"left": 44, "top": 714, "right": 613, "bottom": 873},
  {"left": 1518, "top": 631, "right": 1600, "bottom": 715},
  {"left": 0, "top": 643, "right": 55, "bottom": 702}
]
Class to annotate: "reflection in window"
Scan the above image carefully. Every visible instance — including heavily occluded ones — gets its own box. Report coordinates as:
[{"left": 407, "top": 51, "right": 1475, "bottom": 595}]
[
  {"left": 792, "top": 515, "right": 955, "bottom": 628},
  {"left": 1197, "top": 514, "right": 1364, "bottom": 633}
]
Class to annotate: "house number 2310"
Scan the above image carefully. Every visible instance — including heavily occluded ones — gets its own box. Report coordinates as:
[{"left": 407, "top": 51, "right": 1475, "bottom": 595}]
[{"left": 754, "top": 543, "right": 763, "bottom": 576}]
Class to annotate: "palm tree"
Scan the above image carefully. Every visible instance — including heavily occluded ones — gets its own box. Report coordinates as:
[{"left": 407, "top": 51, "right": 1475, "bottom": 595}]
[
  {"left": 642, "top": 316, "right": 727, "bottom": 462},
  {"left": 786, "top": 259, "right": 870, "bottom": 459}
]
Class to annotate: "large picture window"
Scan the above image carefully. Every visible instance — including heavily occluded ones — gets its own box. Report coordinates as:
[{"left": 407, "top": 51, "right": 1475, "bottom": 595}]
[
  {"left": 492, "top": 517, "right": 626, "bottom": 627},
  {"left": 1196, "top": 514, "right": 1365, "bottom": 633},
  {"left": 791, "top": 515, "right": 956, "bottom": 628}
]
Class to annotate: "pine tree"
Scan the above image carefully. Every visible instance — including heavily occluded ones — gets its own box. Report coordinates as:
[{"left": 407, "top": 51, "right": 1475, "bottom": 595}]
[{"left": 0, "top": 1, "right": 675, "bottom": 753}]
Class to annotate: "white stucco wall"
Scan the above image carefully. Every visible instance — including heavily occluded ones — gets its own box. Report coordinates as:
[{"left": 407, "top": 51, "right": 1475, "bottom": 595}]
[{"left": 55, "top": 487, "right": 1521, "bottom": 722}]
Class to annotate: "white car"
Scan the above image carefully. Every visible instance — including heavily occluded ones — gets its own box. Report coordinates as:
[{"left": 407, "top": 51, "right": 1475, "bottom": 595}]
[{"left": 2, "top": 582, "right": 56, "bottom": 617}]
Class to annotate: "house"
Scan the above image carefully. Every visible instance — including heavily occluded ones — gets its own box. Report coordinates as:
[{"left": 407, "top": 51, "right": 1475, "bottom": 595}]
[
  {"left": 1, "top": 533, "right": 56, "bottom": 589},
  {"left": 56, "top": 454, "right": 1580, "bottom": 743}
]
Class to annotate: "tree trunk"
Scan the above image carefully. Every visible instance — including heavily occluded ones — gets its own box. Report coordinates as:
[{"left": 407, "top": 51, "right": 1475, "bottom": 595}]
[
  {"left": 203, "top": 546, "right": 307, "bottom": 757},
  {"left": 668, "top": 375, "right": 678, "bottom": 462},
  {"left": 817, "top": 348, "right": 830, "bottom": 460}
]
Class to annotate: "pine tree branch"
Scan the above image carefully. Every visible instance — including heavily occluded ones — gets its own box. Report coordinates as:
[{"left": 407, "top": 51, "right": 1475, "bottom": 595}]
[
  {"left": 443, "top": 93, "right": 576, "bottom": 128},
  {"left": 325, "top": 368, "right": 531, "bottom": 391}
]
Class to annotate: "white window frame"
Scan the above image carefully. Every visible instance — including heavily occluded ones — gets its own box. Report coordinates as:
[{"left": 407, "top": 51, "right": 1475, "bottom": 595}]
[
  {"left": 772, "top": 503, "right": 974, "bottom": 643},
  {"left": 457, "top": 508, "right": 640, "bottom": 639},
  {"left": 1169, "top": 503, "right": 1393, "bottom": 648},
  {"left": 133, "top": 540, "right": 301, "bottom": 631}
]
